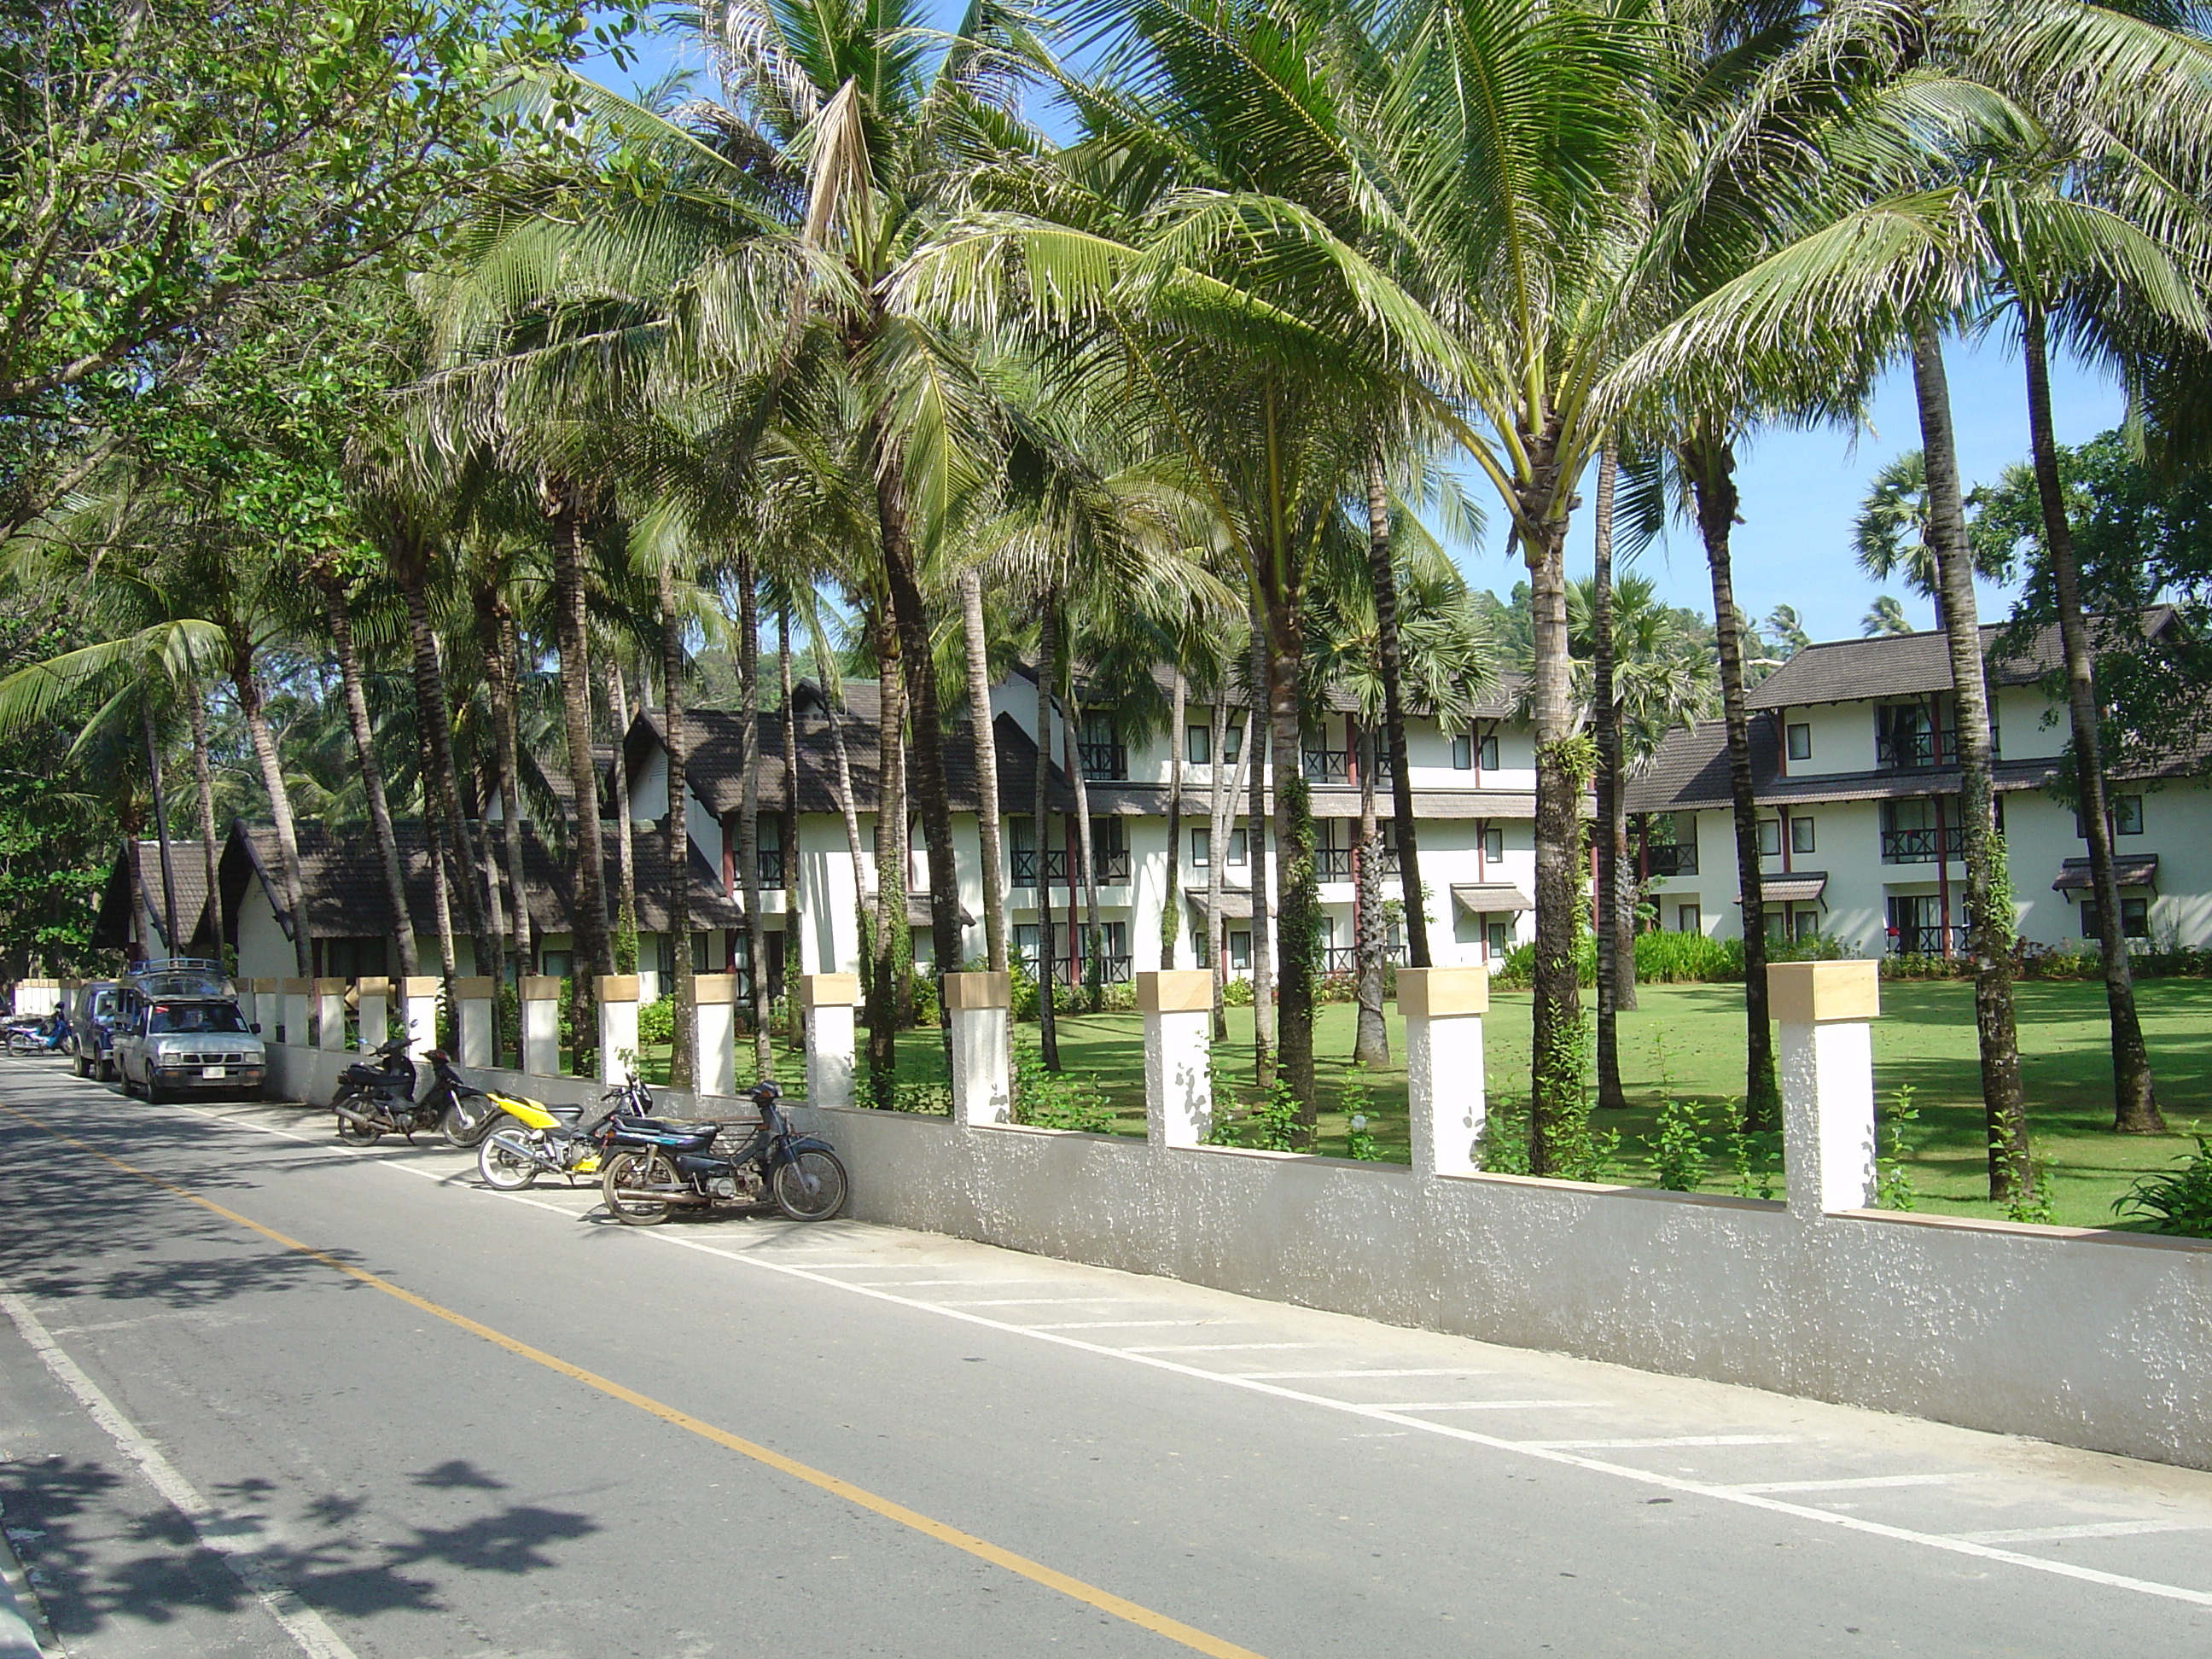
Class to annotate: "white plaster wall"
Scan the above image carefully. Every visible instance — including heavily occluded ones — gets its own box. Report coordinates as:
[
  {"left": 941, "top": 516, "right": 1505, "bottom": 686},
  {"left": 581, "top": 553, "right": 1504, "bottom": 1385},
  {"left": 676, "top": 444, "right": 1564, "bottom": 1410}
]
[
  {"left": 2145, "top": 777, "right": 2212, "bottom": 947},
  {"left": 236, "top": 886, "right": 297, "bottom": 981},
  {"left": 1773, "top": 699, "right": 1877, "bottom": 777},
  {"left": 1991, "top": 684, "right": 2069, "bottom": 762},
  {"left": 259, "top": 1040, "right": 2212, "bottom": 1471}
]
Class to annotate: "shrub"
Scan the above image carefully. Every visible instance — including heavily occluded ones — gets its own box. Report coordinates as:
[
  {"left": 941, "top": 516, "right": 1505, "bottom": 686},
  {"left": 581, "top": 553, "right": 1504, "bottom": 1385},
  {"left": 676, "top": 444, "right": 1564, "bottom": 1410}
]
[
  {"left": 1881, "top": 951, "right": 1969, "bottom": 981},
  {"left": 1011, "top": 1050, "right": 1117, "bottom": 1132},
  {"left": 883, "top": 1081, "right": 952, "bottom": 1116},
  {"left": 1243, "top": 1080, "right": 1302, "bottom": 1151},
  {"left": 1476, "top": 1094, "right": 1532, "bottom": 1174},
  {"left": 2114, "top": 1130, "right": 2212, "bottom": 1237},
  {"left": 909, "top": 974, "right": 940, "bottom": 1027},
  {"left": 1768, "top": 932, "right": 1850, "bottom": 963},
  {"left": 637, "top": 994, "right": 674, "bottom": 1046},
  {"left": 1633, "top": 930, "right": 1744, "bottom": 983},
  {"left": 1221, "top": 975, "right": 1254, "bottom": 1007},
  {"left": 1876, "top": 1085, "right": 1919, "bottom": 1211},
  {"left": 1648, "top": 1097, "right": 1708, "bottom": 1191},
  {"left": 1340, "top": 1077, "right": 1384, "bottom": 1161}
]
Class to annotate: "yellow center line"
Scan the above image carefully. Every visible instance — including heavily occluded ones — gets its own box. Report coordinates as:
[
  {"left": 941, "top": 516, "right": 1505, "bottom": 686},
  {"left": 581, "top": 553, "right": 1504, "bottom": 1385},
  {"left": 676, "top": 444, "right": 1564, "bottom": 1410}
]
[{"left": 0, "top": 1101, "right": 1266, "bottom": 1659}]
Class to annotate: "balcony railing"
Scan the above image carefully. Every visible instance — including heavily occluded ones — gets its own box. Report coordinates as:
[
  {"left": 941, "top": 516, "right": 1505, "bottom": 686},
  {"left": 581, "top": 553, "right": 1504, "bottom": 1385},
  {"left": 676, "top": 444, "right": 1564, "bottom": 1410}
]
[
  {"left": 1643, "top": 841, "right": 1698, "bottom": 877},
  {"left": 1302, "top": 748, "right": 1350, "bottom": 783},
  {"left": 1024, "top": 953, "right": 1135, "bottom": 987},
  {"left": 1877, "top": 729, "right": 1958, "bottom": 770},
  {"left": 1077, "top": 740, "right": 1127, "bottom": 780},
  {"left": 1011, "top": 846, "right": 1130, "bottom": 885},
  {"left": 1313, "top": 846, "right": 1401, "bottom": 881},
  {"left": 756, "top": 849, "right": 785, "bottom": 886},
  {"left": 1879, "top": 825, "right": 1964, "bottom": 864},
  {"left": 1321, "top": 943, "right": 1409, "bottom": 975},
  {"left": 1888, "top": 924, "right": 1969, "bottom": 956}
]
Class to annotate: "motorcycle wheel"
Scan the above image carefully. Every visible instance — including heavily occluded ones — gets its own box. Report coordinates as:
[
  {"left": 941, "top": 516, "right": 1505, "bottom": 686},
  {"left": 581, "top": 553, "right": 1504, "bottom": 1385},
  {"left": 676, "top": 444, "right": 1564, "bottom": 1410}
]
[
  {"left": 771, "top": 1150, "right": 848, "bottom": 1222},
  {"left": 440, "top": 1104, "right": 480, "bottom": 1149},
  {"left": 478, "top": 1126, "right": 540, "bottom": 1190},
  {"left": 335, "top": 1114, "right": 381, "bottom": 1144},
  {"left": 601, "top": 1149, "right": 677, "bottom": 1226}
]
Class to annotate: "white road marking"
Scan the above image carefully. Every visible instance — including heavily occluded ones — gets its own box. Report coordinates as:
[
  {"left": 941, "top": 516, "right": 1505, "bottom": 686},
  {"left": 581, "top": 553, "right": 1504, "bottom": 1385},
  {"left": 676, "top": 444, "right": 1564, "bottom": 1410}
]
[
  {"left": 0, "top": 1285, "right": 358, "bottom": 1659},
  {"left": 1519, "top": 1436, "right": 1797, "bottom": 1450},
  {"left": 1370, "top": 1400, "right": 1601, "bottom": 1412},
  {"left": 1955, "top": 1521, "right": 2212, "bottom": 1545},
  {"left": 1028, "top": 1319, "right": 1220, "bottom": 1330},
  {"left": 822, "top": 1278, "right": 1063, "bottom": 1289},
  {"left": 1124, "top": 1343, "right": 1321, "bottom": 1353},
  {"left": 931, "top": 1297, "right": 1129, "bottom": 1307},
  {"left": 1234, "top": 1368, "right": 1491, "bottom": 1380},
  {"left": 123, "top": 1094, "right": 2212, "bottom": 1611},
  {"left": 1729, "top": 1475, "right": 1960, "bottom": 1495}
]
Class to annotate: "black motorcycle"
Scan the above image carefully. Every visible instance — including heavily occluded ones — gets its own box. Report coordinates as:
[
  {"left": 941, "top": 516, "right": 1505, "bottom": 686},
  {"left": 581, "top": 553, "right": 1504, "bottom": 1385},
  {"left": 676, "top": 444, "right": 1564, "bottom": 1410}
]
[
  {"left": 330, "top": 1036, "right": 445, "bottom": 1144},
  {"left": 600, "top": 1081, "right": 847, "bottom": 1225}
]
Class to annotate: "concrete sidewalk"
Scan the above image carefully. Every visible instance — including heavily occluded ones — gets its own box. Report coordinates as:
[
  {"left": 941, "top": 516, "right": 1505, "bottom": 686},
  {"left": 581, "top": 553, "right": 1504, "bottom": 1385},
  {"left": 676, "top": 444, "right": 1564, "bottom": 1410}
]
[{"left": 0, "top": 1501, "right": 60, "bottom": 1659}]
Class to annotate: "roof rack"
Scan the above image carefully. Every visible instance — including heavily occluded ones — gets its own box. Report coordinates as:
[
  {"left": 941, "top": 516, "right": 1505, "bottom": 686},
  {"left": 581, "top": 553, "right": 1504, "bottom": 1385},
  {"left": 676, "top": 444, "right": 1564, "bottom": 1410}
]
[{"left": 123, "top": 958, "right": 233, "bottom": 999}]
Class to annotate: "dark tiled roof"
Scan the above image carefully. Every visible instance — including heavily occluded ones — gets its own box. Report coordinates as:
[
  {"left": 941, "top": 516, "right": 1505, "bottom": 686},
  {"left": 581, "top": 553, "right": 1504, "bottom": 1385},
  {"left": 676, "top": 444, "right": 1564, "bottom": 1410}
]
[
  {"left": 1745, "top": 608, "right": 2177, "bottom": 710},
  {"left": 207, "top": 818, "right": 742, "bottom": 949},
  {"left": 92, "top": 841, "right": 214, "bottom": 952},
  {"left": 2052, "top": 855, "right": 2160, "bottom": 892}
]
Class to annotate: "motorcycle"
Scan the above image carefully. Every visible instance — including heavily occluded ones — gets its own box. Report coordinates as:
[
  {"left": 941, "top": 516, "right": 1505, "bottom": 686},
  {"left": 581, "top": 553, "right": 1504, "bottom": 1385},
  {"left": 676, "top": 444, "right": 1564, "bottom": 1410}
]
[
  {"left": 329, "top": 1036, "right": 446, "bottom": 1144},
  {"left": 600, "top": 1080, "right": 847, "bottom": 1225},
  {"left": 6, "top": 1012, "right": 64, "bottom": 1057},
  {"left": 433, "top": 1053, "right": 534, "bottom": 1149},
  {"left": 474, "top": 1072, "right": 656, "bottom": 1190}
]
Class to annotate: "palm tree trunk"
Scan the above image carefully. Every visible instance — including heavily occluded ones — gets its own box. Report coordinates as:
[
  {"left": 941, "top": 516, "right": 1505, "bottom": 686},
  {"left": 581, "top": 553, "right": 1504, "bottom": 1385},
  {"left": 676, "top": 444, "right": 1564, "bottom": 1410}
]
[
  {"left": 1033, "top": 603, "right": 1062, "bottom": 1071},
  {"left": 736, "top": 556, "right": 770, "bottom": 1080},
  {"left": 812, "top": 643, "right": 870, "bottom": 976},
  {"left": 866, "top": 604, "right": 905, "bottom": 1104},
  {"left": 141, "top": 699, "right": 182, "bottom": 952},
  {"left": 183, "top": 673, "right": 225, "bottom": 969},
  {"left": 122, "top": 795, "right": 144, "bottom": 963},
  {"left": 398, "top": 567, "right": 492, "bottom": 981},
  {"left": 231, "top": 637, "right": 313, "bottom": 984},
  {"left": 1521, "top": 440, "right": 1584, "bottom": 1175},
  {"left": 1913, "top": 324, "right": 2030, "bottom": 1199},
  {"left": 1260, "top": 562, "right": 1318, "bottom": 1132},
  {"left": 489, "top": 605, "right": 533, "bottom": 975},
  {"left": 1353, "top": 719, "right": 1388, "bottom": 1065},
  {"left": 959, "top": 568, "right": 1008, "bottom": 973},
  {"left": 1062, "top": 655, "right": 1103, "bottom": 1011},
  {"left": 1205, "top": 694, "right": 1233, "bottom": 1039},
  {"left": 1367, "top": 450, "right": 1430, "bottom": 968},
  {"left": 319, "top": 573, "right": 418, "bottom": 981},
  {"left": 1247, "top": 619, "right": 1275, "bottom": 1088},
  {"left": 420, "top": 730, "right": 458, "bottom": 984},
  {"left": 2023, "top": 310, "right": 2163, "bottom": 1134},
  {"left": 779, "top": 605, "right": 803, "bottom": 1033},
  {"left": 1592, "top": 445, "right": 1629, "bottom": 1111},
  {"left": 608, "top": 662, "right": 639, "bottom": 971},
  {"left": 661, "top": 562, "right": 697, "bottom": 1091},
  {"left": 546, "top": 483, "right": 611, "bottom": 1062},
  {"left": 1161, "top": 665, "right": 1186, "bottom": 971},
  {"left": 1684, "top": 422, "right": 1779, "bottom": 1132}
]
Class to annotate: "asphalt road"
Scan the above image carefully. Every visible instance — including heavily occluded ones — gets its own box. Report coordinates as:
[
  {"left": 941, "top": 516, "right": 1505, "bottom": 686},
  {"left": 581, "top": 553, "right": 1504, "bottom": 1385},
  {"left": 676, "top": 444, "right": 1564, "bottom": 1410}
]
[{"left": 3, "top": 1058, "right": 2210, "bottom": 1659}]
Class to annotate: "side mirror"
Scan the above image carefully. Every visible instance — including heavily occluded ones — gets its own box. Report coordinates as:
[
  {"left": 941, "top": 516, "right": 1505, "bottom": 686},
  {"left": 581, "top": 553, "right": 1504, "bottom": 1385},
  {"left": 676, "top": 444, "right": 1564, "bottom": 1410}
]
[{"left": 249, "top": 1022, "right": 262, "bottom": 1034}]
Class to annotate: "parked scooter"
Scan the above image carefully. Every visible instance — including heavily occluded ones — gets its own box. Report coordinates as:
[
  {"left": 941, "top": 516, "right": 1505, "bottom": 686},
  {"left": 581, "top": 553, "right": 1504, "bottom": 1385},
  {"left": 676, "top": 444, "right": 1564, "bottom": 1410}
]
[
  {"left": 5, "top": 1010, "right": 67, "bottom": 1056},
  {"left": 600, "top": 1081, "right": 847, "bottom": 1225},
  {"left": 474, "top": 1073, "right": 657, "bottom": 1190},
  {"left": 330, "top": 1036, "right": 445, "bottom": 1144},
  {"left": 434, "top": 1053, "right": 534, "bottom": 1149}
]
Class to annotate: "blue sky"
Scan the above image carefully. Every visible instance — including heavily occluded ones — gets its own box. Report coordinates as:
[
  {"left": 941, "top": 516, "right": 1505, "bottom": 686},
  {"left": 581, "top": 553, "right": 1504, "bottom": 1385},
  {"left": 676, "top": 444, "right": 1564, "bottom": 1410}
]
[{"left": 586, "top": 15, "right": 2127, "bottom": 649}]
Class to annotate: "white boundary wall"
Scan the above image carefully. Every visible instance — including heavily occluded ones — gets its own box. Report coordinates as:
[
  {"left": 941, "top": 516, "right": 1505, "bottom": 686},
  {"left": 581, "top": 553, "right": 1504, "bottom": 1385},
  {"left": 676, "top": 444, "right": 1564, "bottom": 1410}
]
[{"left": 259, "top": 1043, "right": 2212, "bottom": 1471}]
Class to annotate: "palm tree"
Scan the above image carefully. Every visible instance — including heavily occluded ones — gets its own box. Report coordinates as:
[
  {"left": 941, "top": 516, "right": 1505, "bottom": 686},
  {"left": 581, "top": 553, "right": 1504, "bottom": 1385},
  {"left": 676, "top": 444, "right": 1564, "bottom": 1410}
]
[{"left": 1863, "top": 595, "right": 1914, "bottom": 636}]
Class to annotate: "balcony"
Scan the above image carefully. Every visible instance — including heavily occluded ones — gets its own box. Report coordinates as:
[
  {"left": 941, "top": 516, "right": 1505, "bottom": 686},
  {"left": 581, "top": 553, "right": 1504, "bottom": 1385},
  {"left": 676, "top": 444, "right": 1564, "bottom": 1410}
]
[
  {"left": 1643, "top": 841, "right": 1698, "bottom": 877},
  {"left": 1889, "top": 924, "right": 1969, "bottom": 956},
  {"left": 1877, "top": 729, "right": 1958, "bottom": 770},
  {"left": 756, "top": 848, "right": 785, "bottom": 886},
  {"left": 1879, "top": 825, "right": 1963, "bottom": 864},
  {"left": 1027, "top": 954, "right": 1134, "bottom": 987},
  {"left": 1321, "top": 943, "right": 1409, "bottom": 975},
  {"left": 1011, "top": 846, "right": 1130, "bottom": 885},
  {"left": 1076, "top": 740, "right": 1127, "bottom": 780},
  {"left": 1302, "top": 748, "right": 1350, "bottom": 783}
]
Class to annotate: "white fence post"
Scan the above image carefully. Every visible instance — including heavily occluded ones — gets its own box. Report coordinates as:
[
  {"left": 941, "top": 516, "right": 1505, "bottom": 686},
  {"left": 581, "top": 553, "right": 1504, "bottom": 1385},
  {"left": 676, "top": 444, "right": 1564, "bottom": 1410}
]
[
  {"left": 1138, "top": 969, "right": 1214, "bottom": 1148},
  {"left": 242, "top": 980, "right": 271, "bottom": 1037},
  {"left": 597, "top": 975, "right": 640, "bottom": 1087},
  {"left": 945, "top": 971, "right": 1012, "bottom": 1126},
  {"left": 695, "top": 973, "right": 737, "bottom": 1098},
  {"left": 519, "top": 975, "right": 562, "bottom": 1076},
  {"left": 1400, "top": 966, "right": 1488, "bottom": 1177},
  {"left": 401, "top": 975, "right": 441, "bottom": 1071},
  {"left": 314, "top": 978, "right": 349, "bottom": 1051},
  {"left": 1772, "top": 960, "right": 1881, "bottom": 1220},
  {"left": 280, "top": 978, "right": 311, "bottom": 1048},
  {"left": 800, "top": 973, "right": 859, "bottom": 1110},
  {"left": 354, "top": 978, "right": 391, "bottom": 1053},
  {"left": 453, "top": 976, "right": 496, "bottom": 1068}
]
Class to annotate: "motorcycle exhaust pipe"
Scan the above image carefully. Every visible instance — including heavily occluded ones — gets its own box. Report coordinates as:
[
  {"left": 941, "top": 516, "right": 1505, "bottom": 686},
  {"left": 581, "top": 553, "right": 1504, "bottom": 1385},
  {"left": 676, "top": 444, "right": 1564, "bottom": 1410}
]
[
  {"left": 489, "top": 1132, "right": 566, "bottom": 1171},
  {"left": 334, "top": 1105, "right": 381, "bottom": 1133}
]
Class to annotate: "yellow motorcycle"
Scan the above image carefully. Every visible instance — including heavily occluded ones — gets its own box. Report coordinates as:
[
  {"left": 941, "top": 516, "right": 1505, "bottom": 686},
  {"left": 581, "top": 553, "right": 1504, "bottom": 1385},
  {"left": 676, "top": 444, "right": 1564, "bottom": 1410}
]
[{"left": 475, "top": 1076, "right": 651, "bottom": 1190}]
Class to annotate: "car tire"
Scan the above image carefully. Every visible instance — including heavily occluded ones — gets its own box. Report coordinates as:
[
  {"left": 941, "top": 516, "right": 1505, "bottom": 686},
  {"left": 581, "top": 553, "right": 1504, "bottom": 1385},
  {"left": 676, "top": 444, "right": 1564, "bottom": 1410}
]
[{"left": 71, "top": 1052, "right": 87, "bottom": 1079}]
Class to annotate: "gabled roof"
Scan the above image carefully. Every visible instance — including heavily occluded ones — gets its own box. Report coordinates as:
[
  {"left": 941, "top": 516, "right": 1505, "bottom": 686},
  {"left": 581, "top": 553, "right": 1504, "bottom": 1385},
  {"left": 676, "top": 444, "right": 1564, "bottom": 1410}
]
[
  {"left": 1745, "top": 608, "right": 2178, "bottom": 710},
  {"left": 90, "top": 841, "right": 214, "bottom": 952},
  {"left": 208, "top": 819, "right": 742, "bottom": 949}
]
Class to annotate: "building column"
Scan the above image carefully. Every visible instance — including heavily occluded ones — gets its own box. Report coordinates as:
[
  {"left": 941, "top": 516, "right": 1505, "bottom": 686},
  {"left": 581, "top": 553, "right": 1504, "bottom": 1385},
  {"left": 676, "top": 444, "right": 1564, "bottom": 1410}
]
[
  {"left": 597, "top": 975, "right": 641, "bottom": 1087},
  {"left": 945, "top": 971, "right": 1012, "bottom": 1127},
  {"left": 799, "top": 973, "right": 859, "bottom": 1110},
  {"left": 519, "top": 975, "right": 561, "bottom": 1076},
  {"left": 279, "top": 978, "right": 311, "bottom": 1048},
  {"left": 1400, "top": 966, "right": 1488, "bottom": 1177},
  {"left": 242, "top": 980, "right": 271, "bottom": 1036},
  {"left": 401, "top": 976, "right": 441, "bottom": 1070},
  {"left": 354, "top": 978, "right": 391, "bottom": 1053},
  {"left": 1772, "top": 960, "right": 1881, "bottom": 1220},
  {"left": 453, "top": 976, "right": 496, "bottom": 1068},
  {"left": 1137, "top": 970, "right": 1213, "bottom": 1147},
  {"left": 694, "top": 973, "right": 738, "bottom": 1098}
]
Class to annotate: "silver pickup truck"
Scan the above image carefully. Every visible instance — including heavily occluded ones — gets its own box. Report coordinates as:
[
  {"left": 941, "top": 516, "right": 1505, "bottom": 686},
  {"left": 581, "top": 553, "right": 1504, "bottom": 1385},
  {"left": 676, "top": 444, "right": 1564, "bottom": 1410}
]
[{"left": 111, "top": 960, "right": 266, "bottom": 1103}]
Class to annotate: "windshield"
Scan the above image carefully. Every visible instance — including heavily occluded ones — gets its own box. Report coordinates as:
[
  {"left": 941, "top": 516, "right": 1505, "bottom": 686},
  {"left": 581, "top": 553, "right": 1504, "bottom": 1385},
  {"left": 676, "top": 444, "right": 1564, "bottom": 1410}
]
[{"left": 148, "top": 1004, "right": 247, "bottom": 1036}]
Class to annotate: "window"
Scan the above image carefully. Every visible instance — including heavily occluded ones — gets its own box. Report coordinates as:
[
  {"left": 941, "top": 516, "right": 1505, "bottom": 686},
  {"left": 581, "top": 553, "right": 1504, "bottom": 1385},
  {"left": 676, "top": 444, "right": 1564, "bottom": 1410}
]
[
  {"left": 1486, "top": 921, "right": 1511, "bottom": 958},
  {"left": 1481, "top": 826, "right": 1505, "bottom": 864},
  {"left": 1014, "top": 924, "right": 1040, "bottom": 967},
  {"left": 1222, "top": 723, "right": 1243, "bottom": 765},
  {"left": 1794, "top": 909, "right": 1820, "bottom": 942},
  {"left": 1677, "top": 903, "right": 1702, "bottom": 934},
  {"left": 1758, "top": 817, "right": 1781, "bottom": 858},
  {"left": 1790, "top": 816, "right": 1816, "bottom": 855},
  {"left": 1764, "top": 911, "right": 1787, "bottom": 942},
  {"left": 1787, "top": 723, "right": 1812, "bottom": 761},
  {"left": 1186, "top": 725, "right": 1211, "bottom": 765},
  {"left": 1229, "top": 930, "right": 1252, "bottom": 971},
  {"left": 1190, "top": 827, "right": 1210, "bottom": 869},
  {"left": 1479, "top": 733, "right": 1500, "bottom": 771},
  {"left": 2116, "top": 795, "right": 2145, "bottom": 835},
  {"left": 1452, "top": 731, "right": 1473, "bottom": 770},
  {"left": 1228, "top": 827, "right": 1249, "bottom": 865},
  {"left": 2081, "top": 897, "right": 2151, "bottom": 939}
]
